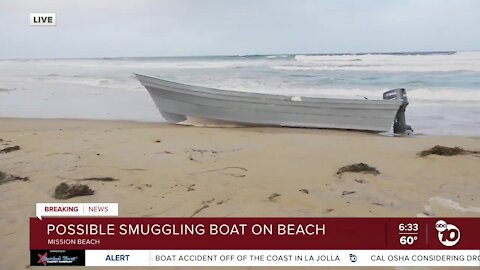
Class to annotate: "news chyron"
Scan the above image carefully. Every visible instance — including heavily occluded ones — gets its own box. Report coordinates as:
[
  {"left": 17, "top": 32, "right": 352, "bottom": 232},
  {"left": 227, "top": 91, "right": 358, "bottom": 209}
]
[{"left": 30, "top": 217, "right": 480, "bottom": 267}]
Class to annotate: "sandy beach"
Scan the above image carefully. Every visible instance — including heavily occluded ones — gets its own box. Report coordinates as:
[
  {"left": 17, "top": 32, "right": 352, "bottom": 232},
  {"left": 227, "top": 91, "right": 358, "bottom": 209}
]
[{"left": 0, "top": 118, "right": 479, "bottom": 270}]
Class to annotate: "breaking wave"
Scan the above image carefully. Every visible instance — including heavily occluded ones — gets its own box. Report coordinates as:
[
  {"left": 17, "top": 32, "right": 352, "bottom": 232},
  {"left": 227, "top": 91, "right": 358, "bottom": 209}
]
[{"left": 287, "top": 51, "right": 480, "bottom": 72}]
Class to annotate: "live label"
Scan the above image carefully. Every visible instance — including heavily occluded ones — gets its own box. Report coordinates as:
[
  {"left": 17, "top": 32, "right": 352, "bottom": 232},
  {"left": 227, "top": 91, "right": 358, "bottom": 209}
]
[{"left": 30, "top": 13, "right": 56, "bottom": 26}]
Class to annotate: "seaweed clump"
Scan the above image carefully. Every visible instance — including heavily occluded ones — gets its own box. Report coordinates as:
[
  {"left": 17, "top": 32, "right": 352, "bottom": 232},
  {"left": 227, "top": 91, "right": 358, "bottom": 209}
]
[
  {"left": 336, "top": 163, "right": 380, "bottom": 176},
  {"left": 53, "top": 182, "right": 94, "bottom": 200},
  {"left": 268, "top": 193, "right": 281, "bottom": 201},
  {"left": 0, "top": 145, "right": 20, "bottom": 154},
  {"left": 0, "top": 171, "right": 29, "bottom": 185},
  {"left": 80, "top": 177, "right": 118, "bottom": 182},
  {"left": 417, "top": 145, "right": 478, "bottom": 157}
]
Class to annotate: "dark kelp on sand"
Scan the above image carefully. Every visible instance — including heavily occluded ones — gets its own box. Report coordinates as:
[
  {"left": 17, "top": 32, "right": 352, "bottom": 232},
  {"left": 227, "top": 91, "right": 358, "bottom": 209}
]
[
  {"left": 0, "top": 145, "right": 21, "bottom": 154},
  {"left": 53, "top": 182, "right": 94, "bottom": 200},
  {"left": 79, "top": 177, "right": 118, "bottom": 182},
  {"left": 336, "top": 163, "right": 380, "bottom": 176},
  {"left": 299, "top": 189, "right": 309, "bottom": 194},
  {"left": 268, "top": 193, "right": 281, "bottom": 201},
  {"left": 342, "top": 190, "right": 356, "bottom": 196},
  {"left": 418, "top": 145, "right": 479, "bottom": 157},
  {"left": 0, "top": 171, "right": 29, "bottom": 185}
]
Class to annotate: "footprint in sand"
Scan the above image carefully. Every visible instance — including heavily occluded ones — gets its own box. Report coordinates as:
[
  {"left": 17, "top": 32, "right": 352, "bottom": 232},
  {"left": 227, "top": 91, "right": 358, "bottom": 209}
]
[{"left": 188, "top": 166, "right": 248, "bottom": 178}]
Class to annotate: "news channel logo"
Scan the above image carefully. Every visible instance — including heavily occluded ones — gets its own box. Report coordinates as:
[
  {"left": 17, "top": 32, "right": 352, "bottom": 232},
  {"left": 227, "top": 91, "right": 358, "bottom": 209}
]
[
  {"left": 435, "top": 220, "right": 461, "bottom": 247},
  {"left": 30, "top": 250, "right": 85, "bottom": 266}
]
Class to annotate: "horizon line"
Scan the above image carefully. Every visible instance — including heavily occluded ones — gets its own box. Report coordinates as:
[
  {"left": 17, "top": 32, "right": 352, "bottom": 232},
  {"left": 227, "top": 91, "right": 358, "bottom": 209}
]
[{"left": 1, "top": 49, "right": 478, "bottom": 61}]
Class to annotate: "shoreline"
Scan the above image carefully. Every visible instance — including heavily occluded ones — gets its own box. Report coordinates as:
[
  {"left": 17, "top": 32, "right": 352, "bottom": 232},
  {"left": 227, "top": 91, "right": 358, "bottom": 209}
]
[{"left": 1, "top": 117, "right": 479, "bottom": 138}]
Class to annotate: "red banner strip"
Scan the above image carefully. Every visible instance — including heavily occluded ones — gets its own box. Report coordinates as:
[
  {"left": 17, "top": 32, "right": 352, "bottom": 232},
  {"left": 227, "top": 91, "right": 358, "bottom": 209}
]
[{"left": 30, "top": 217, "right": 480, "bottom": 250}]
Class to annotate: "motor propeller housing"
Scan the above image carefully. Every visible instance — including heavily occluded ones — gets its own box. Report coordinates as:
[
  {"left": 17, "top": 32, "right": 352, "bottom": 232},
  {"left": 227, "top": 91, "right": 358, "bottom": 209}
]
[{"left": 383, "top": 88, "right": 413, "bottom": 134}]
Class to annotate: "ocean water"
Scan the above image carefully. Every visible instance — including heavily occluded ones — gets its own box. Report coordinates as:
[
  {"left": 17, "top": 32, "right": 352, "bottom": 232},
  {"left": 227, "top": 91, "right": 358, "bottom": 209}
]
[{"left": 0, "top": 51, "right": 479, "bottom": 136}]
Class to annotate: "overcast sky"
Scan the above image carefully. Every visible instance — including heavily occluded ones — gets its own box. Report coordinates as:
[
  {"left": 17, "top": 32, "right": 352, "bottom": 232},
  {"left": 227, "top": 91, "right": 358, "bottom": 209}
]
[{"left": 0, "top": 0, "right": 479, "bottom": 59}]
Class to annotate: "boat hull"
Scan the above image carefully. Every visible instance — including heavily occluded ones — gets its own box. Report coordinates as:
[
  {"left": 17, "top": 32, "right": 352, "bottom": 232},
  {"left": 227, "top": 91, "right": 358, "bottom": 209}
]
[{"left": 136, "top": 74, "right": 403, "bottom": 132}]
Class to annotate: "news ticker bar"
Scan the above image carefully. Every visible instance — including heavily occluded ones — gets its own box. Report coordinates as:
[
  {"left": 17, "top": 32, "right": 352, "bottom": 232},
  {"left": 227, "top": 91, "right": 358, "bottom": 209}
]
[{"left": 30, "top": 250, "right": 480, "bottom": 267}]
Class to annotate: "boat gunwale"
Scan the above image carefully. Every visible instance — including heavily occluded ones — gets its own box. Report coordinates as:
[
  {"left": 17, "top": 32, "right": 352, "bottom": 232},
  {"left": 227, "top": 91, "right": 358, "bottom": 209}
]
[{"left": 135, "top": 73, "right": 403, "bottom": 107}]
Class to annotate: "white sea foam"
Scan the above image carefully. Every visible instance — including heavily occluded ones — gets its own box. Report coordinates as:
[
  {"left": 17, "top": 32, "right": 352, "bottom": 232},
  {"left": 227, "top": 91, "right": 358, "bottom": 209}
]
[
  {"left": 417, "top": 197, "right": 480, "bottom": 217},
  {"left": 203, "top": 85, "right": 480, "bottom": 103},
  {"left": 288, "top": 51, "right": 480, "bottom": 72},
  {"left": 0, "top": 58, "right": 263, "bottom": 71},
  {"left": 428, "top": 197, "right": 480, "bottom": 213},
  {"left": 407, "top": 88, "right": 480, "bottom": 103}
]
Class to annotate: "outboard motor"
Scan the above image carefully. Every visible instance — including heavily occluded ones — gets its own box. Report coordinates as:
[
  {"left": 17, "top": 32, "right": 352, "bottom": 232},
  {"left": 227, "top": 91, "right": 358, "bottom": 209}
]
[{"left": 383, "top": 88, "right": 413, "bottom": 134}]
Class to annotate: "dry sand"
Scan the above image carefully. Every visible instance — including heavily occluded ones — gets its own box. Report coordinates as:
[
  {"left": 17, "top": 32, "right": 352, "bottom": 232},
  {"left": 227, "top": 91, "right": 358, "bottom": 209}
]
[{"left": 0, "top": 118, "right": 479, "bottom": 270}]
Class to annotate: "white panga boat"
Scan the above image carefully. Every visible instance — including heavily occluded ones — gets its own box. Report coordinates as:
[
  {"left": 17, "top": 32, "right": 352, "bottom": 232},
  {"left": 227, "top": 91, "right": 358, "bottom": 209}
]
[{"left": 135, "top": 74, "right": 412, "bottom": 134}]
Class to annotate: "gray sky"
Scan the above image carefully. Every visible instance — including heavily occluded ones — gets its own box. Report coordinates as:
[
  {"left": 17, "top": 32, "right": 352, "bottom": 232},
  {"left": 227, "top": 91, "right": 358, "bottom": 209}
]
[{"left": 1, "top": 0, "right": 479, "bottom": 59}]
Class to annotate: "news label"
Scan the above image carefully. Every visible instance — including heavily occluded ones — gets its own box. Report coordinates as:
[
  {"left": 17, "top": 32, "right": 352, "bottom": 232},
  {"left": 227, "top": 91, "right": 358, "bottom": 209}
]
[
  {"left": 30, "top": 13, "right": 56, "bottom": 26},
  {"left": 36, "top": 203, "right": 119, "bottom": 219}
]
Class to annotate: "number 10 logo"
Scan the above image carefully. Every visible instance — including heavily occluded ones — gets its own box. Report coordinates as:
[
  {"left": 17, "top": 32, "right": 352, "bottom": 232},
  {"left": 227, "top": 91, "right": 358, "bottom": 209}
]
[{"left": 435, "top": 220, "right": 461, "bottom": 247}]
